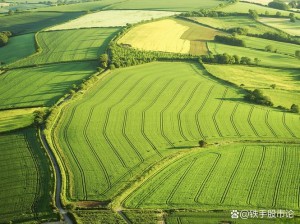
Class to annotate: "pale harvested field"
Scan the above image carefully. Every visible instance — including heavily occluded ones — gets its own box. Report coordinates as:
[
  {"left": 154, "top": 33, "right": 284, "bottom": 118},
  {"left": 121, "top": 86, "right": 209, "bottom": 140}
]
[
  {"left": 259, "top": 17, "right": 300, "bottom": 36},
  {"left": 47, "top": 10, "right": 179, "bottom": 30},
  {"left": 118, "top": 19, "right": 222, "bottom": 55}
]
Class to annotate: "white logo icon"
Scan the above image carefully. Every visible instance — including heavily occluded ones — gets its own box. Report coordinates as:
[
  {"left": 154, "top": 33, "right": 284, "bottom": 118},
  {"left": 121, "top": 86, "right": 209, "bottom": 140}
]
[{"left": 231, "top": 210, "right": 239, "bottom": 219}]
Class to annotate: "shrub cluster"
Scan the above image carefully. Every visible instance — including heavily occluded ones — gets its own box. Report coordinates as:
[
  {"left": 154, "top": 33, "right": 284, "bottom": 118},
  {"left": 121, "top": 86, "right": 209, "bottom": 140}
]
[
  {"left": 201, "top": 53, "right": 253, "bottom": 65},
  {"left": 0, "top": 31, "right": 12, "bottom": 47},
  {"left": 227, "top": 27, "right": 248, "bottom": 35},
  {"left": 268, "top": 1, "right": 290, "bottom": 10},
  {"left": 244, "top": 89, "right": 273, "bottom": 106},
  {"left": 214, "top": 35, "right": 246, "bottom": 47},
  {"left": 249, "top": 32, "right": 300, "bottom": 45}
]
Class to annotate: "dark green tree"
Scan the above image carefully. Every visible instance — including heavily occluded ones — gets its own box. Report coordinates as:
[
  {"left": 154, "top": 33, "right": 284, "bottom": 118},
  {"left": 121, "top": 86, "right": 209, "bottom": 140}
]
[{"left": 291, "top": 104, "right": 299, "bottom": 113}]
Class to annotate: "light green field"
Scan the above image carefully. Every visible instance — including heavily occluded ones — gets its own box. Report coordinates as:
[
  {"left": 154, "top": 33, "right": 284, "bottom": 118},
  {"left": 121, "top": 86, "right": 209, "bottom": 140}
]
[
  {"left": 239, "top": 35, "right": 299, "bottom": 56},
  {"left": 218, "top": 2, "right": 300, "bottom": 17},
  {"left": 106, "top": 0, "right": 223, "bottom": 11},
  {"left": 0, "top": 12, "right": 83, "bottom": 35},
  {"left": 0, "top": 33, "right": 35, "bottom": 65},
  {"left": 207, "top": 42, "right": 300, "bottom": 68},
  {"left": 11, "top": 28, "right": 119, "bottom": 67},
  {"left": 204, "top": 64, "right": 300, "bottom": 108},
  {"left": 0, "top": 108, "right": 41, "bottom": 132},
  {"left": 0, "top": 62, "right": 97, "bottom": 109},
  {"left": 0, "top": 128, "right": 54, "bottom": 223},
  {"left": 259, "top": 17, "right": 300, "bottom": 36},
  {"left": 192, "top": 16, "right": 281, "bottom": 35},
  {"left": 53, "top": 62, "right": 300, "bottom": 203}
]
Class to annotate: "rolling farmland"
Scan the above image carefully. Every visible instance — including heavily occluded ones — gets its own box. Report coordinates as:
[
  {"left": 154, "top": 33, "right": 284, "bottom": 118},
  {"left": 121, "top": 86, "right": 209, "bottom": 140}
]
[
  {"left": 53, "top": 62, "right": 300, "bottom": 203},
  {"left": 0, "top": 62, "right": 97, "bottom": 109},
  {"left": 259, "top": 17, "right": 300, "bottom": 36},
  {"left": 118, "top": 18, "right": 223, "bottom": 55},
  {"left": 11, "top": 28, "right": 119, "bottom": 67},
  {"left": 0, "top": 128, "right": 54, "bottom": 223}
]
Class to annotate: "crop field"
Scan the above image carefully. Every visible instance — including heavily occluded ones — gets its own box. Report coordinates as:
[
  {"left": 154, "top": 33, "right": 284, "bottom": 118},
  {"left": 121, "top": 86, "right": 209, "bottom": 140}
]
[
  {"left": 0, "top": 108, "right": 39, "bottom": 132},
  {"left": 74, "top": 210, "right": 125, "bottom": 223},
  {"left": 192, "top": 16, "right": 281, "bottom": 35},
  {"left": 118, "top": 19, "right": 223, "bottom": 55},
  {"left": 0, "top": 128, "right": 54, "bottom": 223},
  {"left": 53, "top": 62, "right": 300, "bottom": 202},
  {"left": 259, "top": 17, "right": 300, "bottom": 36},
  {"left": 0, "top": 62, "right": 97, "bottom": 109},
  {"left": 11, "top": 28, "right": 119, "bottom": 67},
  {"left": 106, "top": 0, "right": 223, "bottom": 11},
  {"left": 218, "top": 2, "right": 300, "bottom": 17},
  {"left": 0, "top": 12, "right": 83, "bottom": 35},
  {"left": 207, "top": 42, "right": 300, "bottom": 68},
  {"left": 124, "top": 144, "right": 300, "bottom": 210},
  {"left": 0, "top": 33, "right": 35, "bottom": 65},
  {"left": 47, "top": 10, "right": 179, "bottom": 30}
]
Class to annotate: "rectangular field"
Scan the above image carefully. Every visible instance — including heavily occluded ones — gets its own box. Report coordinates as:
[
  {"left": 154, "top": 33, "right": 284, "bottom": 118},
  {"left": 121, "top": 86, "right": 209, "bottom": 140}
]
[
  {"left": 0, "top": 62, "right": 97, "bottom": 109},
  {"left": 259, "top": 17, "right": 300, "bottom": 36}
]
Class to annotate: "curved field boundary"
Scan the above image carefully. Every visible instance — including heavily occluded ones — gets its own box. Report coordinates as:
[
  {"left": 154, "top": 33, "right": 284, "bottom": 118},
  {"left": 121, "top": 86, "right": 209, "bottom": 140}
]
[
  {"left": 63, "top": 105, "right": 87, "bottom": 200},
  {"left": 194, "top": 152, "right": 221, "bottom": 203},
  {"left": 246, "top": 146, "right": 266, "bottom": 205},
  {"left": 212, "top": 87, "right": 228, "bottom": 138},
  {"left": 195, "top": 85, "right": 215, "bottom": 139},
  {"left": 282, "top": 113, "right": 296, "bottom": 138},
  {"left": 166, "top": 157, "right": 198, "bottom": 206},
  {"left": 83, "top": 106, "right": 111, "bottom": 194},
  {"left": 272, "top": 147, "right": 287, "bottom": 207},
  {"left": 230, "top": 103, "right": 241, "bottom": 137},
  {"left": 265, "top": 110, "right": 278, "bottom": 138},
  {"left": 160, "top": 81, "right": 187, "bottom": 147},
  {"left": 177, "top": 217, "right": 183, "bottom": 224},
  {"left": 220, "top": 146, "right": 245, "bottom": 204},
  {"left": 141, "top": 80, "right": 174, "bottom": 157},
  {"left": 298, "top": 186, "right": 300, "bottom": 209},
  {"left": 177, "top": 83, "right": 201, "bottom": 141},
  {"left": 247, "top": 106, "right": 260, "bottom": 137}
]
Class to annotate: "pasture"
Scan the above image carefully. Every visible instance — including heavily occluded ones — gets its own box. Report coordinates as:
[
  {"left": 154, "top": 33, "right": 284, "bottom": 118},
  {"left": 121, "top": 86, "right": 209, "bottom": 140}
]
[
  {"left": 192, "top": 16, "right": 281, "bottom": 35},
  {"left": 0, "top": 108, "right": 39, "bottom": 132},
  {"left": 53, "top": 62, "right": 300, "bottom": 202},
  {"left": 47, "top": 10, "right": 179, "bottom": 30},
  {"left": 0, "top": 12, "right": 83, "bottom": 35},
  {"left": 118, "top": 19, "right": 223, "bottom": 55},
  {"left": 0, "top": 33, "right": 35, "bottom": 64},
  {"left": 124, "top": 144, "right": 300, "bottom": 210},
  {"left": 259, "top": 17, "right": 300, "bottom": 36},
  {"left": 11, "top": 28, "right": 119, "bottom": 67},
  {"left": 207, "top": 42, "right": 300, "bottom": 68},
  {"left": 0, "top": 62, "right": 97, "bottom": 109},
  {"left": 0, "top": 128, "right": 54, "bottom": 223}
]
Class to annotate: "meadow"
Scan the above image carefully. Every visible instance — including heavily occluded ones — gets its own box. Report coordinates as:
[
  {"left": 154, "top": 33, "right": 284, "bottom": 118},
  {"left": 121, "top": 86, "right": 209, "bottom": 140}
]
[
  {"left": 0, "top": 128, "right": 54, "bottom": 223},
  {"left": 192, "top": 16, "right": 281, "bottom": 35},
  {"left": 118, "top": 18, "right": 223, "bottom": 55},
  {"left": 47, "top": 10, "right": 179, "bottom": 30},
  {"left": 259, "top": 17, "right": 300, "bottom": 36},
  {"left": 207, "top": 42, "right": 300, "bottom": 68},
  {"left": 0, "top": 12, "right": 83, "bottom": 35},
  {"left": 53, "top": 62, "right": 300, "bottom": 203},
  {"left": 11, "top": 28, "right": 119, "bottom": 67},
  {"left": 0, "top": 33, "right": 35, "bottom": 65},
  {"left": 0, "top": 62, "right": 97, "bottom": 109}
]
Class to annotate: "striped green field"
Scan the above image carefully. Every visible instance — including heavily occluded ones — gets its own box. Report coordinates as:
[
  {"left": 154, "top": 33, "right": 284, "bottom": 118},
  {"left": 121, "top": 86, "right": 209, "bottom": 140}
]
[
  {"left": 207, "top": 42, "right": 300, "bottom": 68},
  {"left": 0, "top": 12, "right": 83, "bottom": 35},
  {"left": 0, "top": 33, "right": 35, "bottom": 65},
  {"left": 11, "top": 28, "right": 119, "bottom": 67},
  {"left": 0, "top": 62, "right": 97, "bottom": 109},
  {"left": 124, "top": 144, "right": 300, "bottom": 210},
  {"left": 0, "top": 128, "right": 54, "bottom": 223},
  {"left": 53, "top": 62, "right": 300, "bottom": 203}
]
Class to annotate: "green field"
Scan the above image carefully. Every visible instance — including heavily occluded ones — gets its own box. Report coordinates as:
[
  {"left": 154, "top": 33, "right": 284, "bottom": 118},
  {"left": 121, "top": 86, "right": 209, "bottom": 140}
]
[
  {"left": 74, "top": 210, "right": 125, "bottom": 224},
  {"left": 0, "top": 128, "right": 54, "bottom": 223},
  {"left": 11, "top": 28, "right": 119, "bottom": 67},
  {"left": 53, "top": 62, "right": 300, "bottom": 203},
  {"left": 218, "top": 2, "right": 300, "bottom": 17},
  {"left": 0, "top": 33, "right": 35, "bottom": 65},
  {"left": 204, "top": 64, "right": 300, "bottom": 107},
  {"left": 207, "top": 42, "right": 300, "bottom": 68},
  {"left": 0, "top": 62, "right": 97, "bottom": 109},
  {"left": 0, "top": 12, "right": 82, "bottom": 35},
  {"left": 259, "top": 17, "right": 300, "bottom": 36},
  {"left": 192, "top": 16, "right": 282, "bottom": 35}
]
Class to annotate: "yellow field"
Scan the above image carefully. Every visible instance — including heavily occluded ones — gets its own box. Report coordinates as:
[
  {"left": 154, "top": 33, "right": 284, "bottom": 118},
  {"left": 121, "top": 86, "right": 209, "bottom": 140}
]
[{"left": 118, "top": 19, "right": 222, "bottom": 55}]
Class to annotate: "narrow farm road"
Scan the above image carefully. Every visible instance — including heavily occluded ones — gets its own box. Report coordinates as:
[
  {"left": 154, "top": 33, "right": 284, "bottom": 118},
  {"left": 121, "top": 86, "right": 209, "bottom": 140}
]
[{"left": 39, "top": 128, "right": 73, "bottom": 224}]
